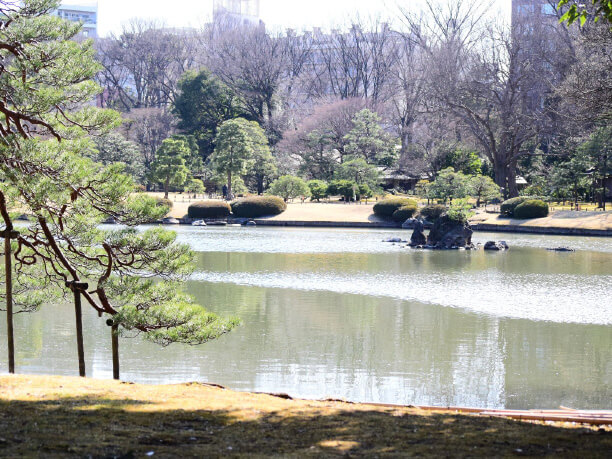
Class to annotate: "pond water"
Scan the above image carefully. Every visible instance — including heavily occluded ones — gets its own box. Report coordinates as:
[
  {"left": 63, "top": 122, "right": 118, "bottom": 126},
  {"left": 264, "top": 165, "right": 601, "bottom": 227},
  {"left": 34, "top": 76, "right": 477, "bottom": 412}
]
[{"left": 2, "top": 227, "right": 611, "bottom": 409}]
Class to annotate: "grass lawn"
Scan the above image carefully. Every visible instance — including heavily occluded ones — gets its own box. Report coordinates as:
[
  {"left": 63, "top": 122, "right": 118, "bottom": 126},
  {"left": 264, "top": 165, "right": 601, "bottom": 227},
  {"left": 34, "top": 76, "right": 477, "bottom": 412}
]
[{"left": 0, "top": 375, "right": 609, "bottom": 457}]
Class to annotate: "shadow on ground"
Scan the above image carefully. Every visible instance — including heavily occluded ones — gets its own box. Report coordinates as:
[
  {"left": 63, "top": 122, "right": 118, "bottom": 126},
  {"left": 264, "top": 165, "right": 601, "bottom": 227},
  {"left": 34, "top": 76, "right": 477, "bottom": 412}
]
[{"left": 0, "top": 394, "right": 609, "bottom": 457}]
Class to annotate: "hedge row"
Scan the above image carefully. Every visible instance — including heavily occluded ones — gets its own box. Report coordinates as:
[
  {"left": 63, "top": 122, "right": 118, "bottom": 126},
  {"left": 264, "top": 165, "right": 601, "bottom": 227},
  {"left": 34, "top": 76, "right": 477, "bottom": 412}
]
[
  {"left": 500, "top": 196, "right": 531, "bottom": 216},
  {"left": 231, "top": 196, "right": 287, "bottom": 218},
  {"left": 188, "top": 196, "right": 287, "bottom": 219},
  {"left": 188, "top": 201, "right": 231, "bottom": 219},
  {"left": 513, "top": 199, "right": 549, "bottom": 219},
  {"left": 373, "top": 198, "right": 418, "bottom": 218}
]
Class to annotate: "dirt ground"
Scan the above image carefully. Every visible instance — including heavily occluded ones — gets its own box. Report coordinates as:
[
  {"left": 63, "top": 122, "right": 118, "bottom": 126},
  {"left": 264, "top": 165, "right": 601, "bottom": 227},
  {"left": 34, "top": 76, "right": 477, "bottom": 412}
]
[
  {"left": 0, "top": 374, "right": 609, "bottom": 457},
  {"left": 151, "top": 193, "right": 612, "bottom": 230}
]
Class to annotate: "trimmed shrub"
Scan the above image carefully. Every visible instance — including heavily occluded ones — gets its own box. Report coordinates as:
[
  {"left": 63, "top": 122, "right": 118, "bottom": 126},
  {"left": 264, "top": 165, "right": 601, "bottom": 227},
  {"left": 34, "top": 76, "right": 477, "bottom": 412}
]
[
  {"left": 513, "top": 199, "right": 549, "bottom": 219},
  {"left": 188, "top": 201, "right": 231, "bottom": 219},
  {"left": 418, "top": 204, "right": 446, "bottom": 221},
  {"left": 500, "top": 196, "right": 530, "bottom": 216},
  {"left": 373, "top": 198, "right": 418, "bottom": 218},
  {"left": 231, "top": 196, "right": 287, "bottom": 218},
  {"left": 392, "top": 203, "right": 418, "bottom": 222}
]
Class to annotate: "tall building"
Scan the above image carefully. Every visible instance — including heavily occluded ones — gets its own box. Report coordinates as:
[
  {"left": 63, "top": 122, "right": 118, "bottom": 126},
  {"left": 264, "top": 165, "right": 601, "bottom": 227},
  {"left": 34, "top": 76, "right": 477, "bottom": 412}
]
[
  {"left": 512, "top": 0, "right": 557, "bottom": 27},
  {"left": 53, "top": 2, "right": 98, "bottom": 38},
  {"left": 213, "top": 0, "right": 261, "bottom": 27}
]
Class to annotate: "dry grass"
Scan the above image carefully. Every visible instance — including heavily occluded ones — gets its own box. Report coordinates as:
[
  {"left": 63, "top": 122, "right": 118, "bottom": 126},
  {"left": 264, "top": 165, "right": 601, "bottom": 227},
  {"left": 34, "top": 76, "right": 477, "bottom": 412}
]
[{"left": 0, "top": 375, "right": 610, "bottom": 457}]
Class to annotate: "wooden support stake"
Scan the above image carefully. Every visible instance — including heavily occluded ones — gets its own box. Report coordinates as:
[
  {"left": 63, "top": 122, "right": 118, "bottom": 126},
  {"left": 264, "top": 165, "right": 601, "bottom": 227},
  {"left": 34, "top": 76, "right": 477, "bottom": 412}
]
[
  {"left": 2, "top": 230, "right": 19, "bottom": 374},
  {"left": 66, "top": 281, "right": 88, "bottom": 377},
  {"left": 107, "top": 319, "right": 120, "bottom": 380}
]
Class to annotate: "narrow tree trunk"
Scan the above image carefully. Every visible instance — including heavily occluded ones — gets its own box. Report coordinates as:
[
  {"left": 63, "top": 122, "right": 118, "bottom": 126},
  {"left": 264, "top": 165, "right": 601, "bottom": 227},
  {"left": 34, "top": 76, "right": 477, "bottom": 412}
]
[
  {"left": 164, "top": 178, "right": 169, "bottom": 200},
  {"left": 4, "top": 234, "right": 14, "bottom": 374},
  {"left": 227, "top": 170, "right": 233, "bottom": 200},
  {"left": 111, "top": 323, "right": 119, "bottom": 380}
]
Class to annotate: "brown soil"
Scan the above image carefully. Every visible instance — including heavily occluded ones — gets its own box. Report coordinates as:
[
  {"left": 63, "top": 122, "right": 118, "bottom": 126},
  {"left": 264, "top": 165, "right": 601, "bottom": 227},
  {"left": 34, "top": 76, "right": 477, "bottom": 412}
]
[{"left": 0, "top": 375, "right": 609, "bottom": 457}]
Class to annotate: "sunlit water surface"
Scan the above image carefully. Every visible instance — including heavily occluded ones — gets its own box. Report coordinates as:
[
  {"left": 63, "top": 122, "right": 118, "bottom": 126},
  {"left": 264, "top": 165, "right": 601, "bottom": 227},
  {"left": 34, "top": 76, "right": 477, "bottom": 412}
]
[{"left": 2, "top": 226, "right": 611, "bottom": 409}]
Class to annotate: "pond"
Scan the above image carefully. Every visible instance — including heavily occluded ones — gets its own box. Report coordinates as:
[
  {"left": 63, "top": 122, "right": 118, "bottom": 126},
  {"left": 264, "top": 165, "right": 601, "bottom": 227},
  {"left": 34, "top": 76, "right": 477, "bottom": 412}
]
[{"left": 2, "top": 227, "right": 611, "bottom": 410}]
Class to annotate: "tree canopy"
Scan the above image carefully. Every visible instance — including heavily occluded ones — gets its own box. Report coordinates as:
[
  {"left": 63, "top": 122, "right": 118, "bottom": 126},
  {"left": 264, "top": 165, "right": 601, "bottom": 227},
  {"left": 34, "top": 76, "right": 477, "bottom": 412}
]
[{"left": 0, "top": 0, "right": 238, "bottom": 372}]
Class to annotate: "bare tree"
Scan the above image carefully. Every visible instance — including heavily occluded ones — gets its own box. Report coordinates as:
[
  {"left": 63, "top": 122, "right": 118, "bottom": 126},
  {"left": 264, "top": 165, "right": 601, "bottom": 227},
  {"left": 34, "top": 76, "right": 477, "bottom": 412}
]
[
  {"left": 97, "top": 19, "right": 200, "bottom": 110},
  {"left": 204, "top": 21, "right": 286, "bottom": 130},
  {"left": 305, "top": 18, "right": 400, "bottom": 103}
]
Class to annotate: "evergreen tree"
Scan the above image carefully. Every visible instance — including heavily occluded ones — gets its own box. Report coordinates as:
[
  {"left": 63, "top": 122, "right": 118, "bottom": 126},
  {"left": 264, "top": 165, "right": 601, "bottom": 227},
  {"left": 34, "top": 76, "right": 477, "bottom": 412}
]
[
  {"left": 344, "top": 110, "right": 398, "bottom": 167},
  {"left": 0, "top": 0, "right": 238, "bottom": 377},
  {"left": 149, "top": 138, "right": 191, "bottom": 199}
]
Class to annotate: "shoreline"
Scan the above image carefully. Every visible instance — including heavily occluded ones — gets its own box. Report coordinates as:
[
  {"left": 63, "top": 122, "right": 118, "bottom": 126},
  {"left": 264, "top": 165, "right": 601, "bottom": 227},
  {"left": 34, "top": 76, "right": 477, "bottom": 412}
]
[
  {"left": 155, "top": 217, "right": 612, "bottom": 237},
  {"left": 0, "top": 374, "right": 609, "bottom": 457}
]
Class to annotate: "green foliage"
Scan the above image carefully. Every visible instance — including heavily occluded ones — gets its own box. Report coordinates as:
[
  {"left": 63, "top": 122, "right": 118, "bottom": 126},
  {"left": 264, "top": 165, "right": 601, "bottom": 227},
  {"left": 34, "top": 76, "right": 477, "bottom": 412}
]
[
  {"left": 468, "top": 175, "right": 501, "bottom": 206},
  {"left": 344, "top": 109, "right": 398, "bottom": 167},
  {"left": 336, "top": 158, "right": 382, "bottom": 189},
  {"left": 392, "top": 203, "right": 418, "bottom": 222},
  {"left": 154, "top": 197, "right": 173, "bottom": 211},
  {"left": 328, "top": 180, "right": 357, "bottom": 201},
  {"left": 443, "top": 149, "right": 482, "bottom": 175},
  {"left": 558, "top": 0, "right": 612, "bottom": 26},
  {"left": 173, "top": 69, "right": 249, "bottom": 158},
  {"left": 307, "top": 180, "right": 329, "bottom": 202},
  {"left": 446, "top": 198, "right": 475, "bottom": 223},
  {"left": 231, "top": 196, "right": 287, "bottom": 218},
  {"left": 500, "top": 196, "right": 531, "bottom": 216},
  {"left": 267, "top": 175, "right": 310, "bottom": 201},
  {"left": 92, "top": 132, "right": 144, "bottom": 181},
  {"left": 211, "top": 118, "right": 268, "bottom": 198},
  {"left": 188, "top": 201, "right": 232, "bottom": 219},
  {"left": 185, "top": 179, "right": 205, "bottom": 195},
  {"left": 244, "top": 122, "right": 276, "bottom": 194},
  {"left": 427, "top": 167, "right": 469, "bottom": 203},
  {"left": 513, "top": 200, "right": 549, "bottom": 219},
  {"left": 358, "top": 184, "right": 373, "bottom": 200},
  {"left": 149, "top": 138, "right": 191, "bottom": 198},
  {"left": 373, "top": 198, "right": 418, "bottom": 218},
  {"left": 418, "top": 204, "right": 447, "bottom": 221},
  {"left": 0, "top": 0, "right": 238, "bottom": 350}
]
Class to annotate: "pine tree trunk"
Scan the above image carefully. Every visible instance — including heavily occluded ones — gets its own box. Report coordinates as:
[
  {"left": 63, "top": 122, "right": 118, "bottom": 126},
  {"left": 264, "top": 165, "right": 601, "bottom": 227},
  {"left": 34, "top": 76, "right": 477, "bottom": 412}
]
[{"left": 227, "top": 170, "right": 233, "bottom": 200}]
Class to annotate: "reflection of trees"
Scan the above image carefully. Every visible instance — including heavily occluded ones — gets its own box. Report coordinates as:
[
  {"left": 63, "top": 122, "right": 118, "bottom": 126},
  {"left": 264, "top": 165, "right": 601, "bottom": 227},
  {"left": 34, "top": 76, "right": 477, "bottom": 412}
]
[{"left": 2, "top": 249, "right": 609, "bottom": 409}]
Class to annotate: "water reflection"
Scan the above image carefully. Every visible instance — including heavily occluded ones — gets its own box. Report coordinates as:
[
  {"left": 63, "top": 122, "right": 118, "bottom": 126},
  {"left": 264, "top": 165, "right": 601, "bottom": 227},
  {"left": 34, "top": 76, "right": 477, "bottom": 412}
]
[{"left": 0, "top": 228, "right": 610, "bottom": 410}]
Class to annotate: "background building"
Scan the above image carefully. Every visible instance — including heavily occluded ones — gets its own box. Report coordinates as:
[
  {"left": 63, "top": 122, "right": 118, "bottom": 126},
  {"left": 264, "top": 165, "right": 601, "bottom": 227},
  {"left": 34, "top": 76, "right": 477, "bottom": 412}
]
[
  {"left": 213, "top": 0, "right": 261, "bottom": 27},
  {"left": 53, "top": 2, "right": 98, "bottom": 38}
]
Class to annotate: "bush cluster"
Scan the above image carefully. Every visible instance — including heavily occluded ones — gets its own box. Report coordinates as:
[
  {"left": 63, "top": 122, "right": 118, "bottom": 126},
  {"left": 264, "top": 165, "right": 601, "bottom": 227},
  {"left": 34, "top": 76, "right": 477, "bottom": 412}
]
[
  {"left": 418, "top": 204, "right": 446, "bottom": 221},
  {"left": 392, "top": 203, "right": 418, "bottom": 222},
  {"left": 500, "top": 196, "right": 531, "bottom": 216},
  {"left": 188, "top": 201, "right": 231, "bottom": 219},
  {"left": 513, "top": 199, "right": 549, "bottom": 219},
  {"left": 373, "top": 198, "right": 418, "bottom": 218},
  {"left": 231, "top": 196, "right": 287, "bottom": 218}
]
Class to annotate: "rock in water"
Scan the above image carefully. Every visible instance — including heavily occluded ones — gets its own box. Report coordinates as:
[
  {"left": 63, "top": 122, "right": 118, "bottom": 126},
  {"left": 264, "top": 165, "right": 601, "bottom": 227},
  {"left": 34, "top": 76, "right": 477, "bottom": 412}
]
[
  {"left": 547, "top": 247, "right": 574, "bottom": 252},
  {"left": 409, "top": 219, "right": 427, "bottom": 247},
  {"left": 426, "top": 216, "right": 474, "bottom": 249},
  {"left": 484, "top": 241, "right": 509, "bottom": 251},
  {"left": 402, "top": 218, "right": 417, "bottom": 229},
  {"left": 384, "top": 237, "right": 407, "bottom": 243}
]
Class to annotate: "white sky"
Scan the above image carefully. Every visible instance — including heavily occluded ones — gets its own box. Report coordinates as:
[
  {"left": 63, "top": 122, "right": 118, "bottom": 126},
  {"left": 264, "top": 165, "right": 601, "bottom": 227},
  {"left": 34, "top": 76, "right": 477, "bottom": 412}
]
[{"left": 62, "top": 0, "right": 510, "bottom": 37}]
